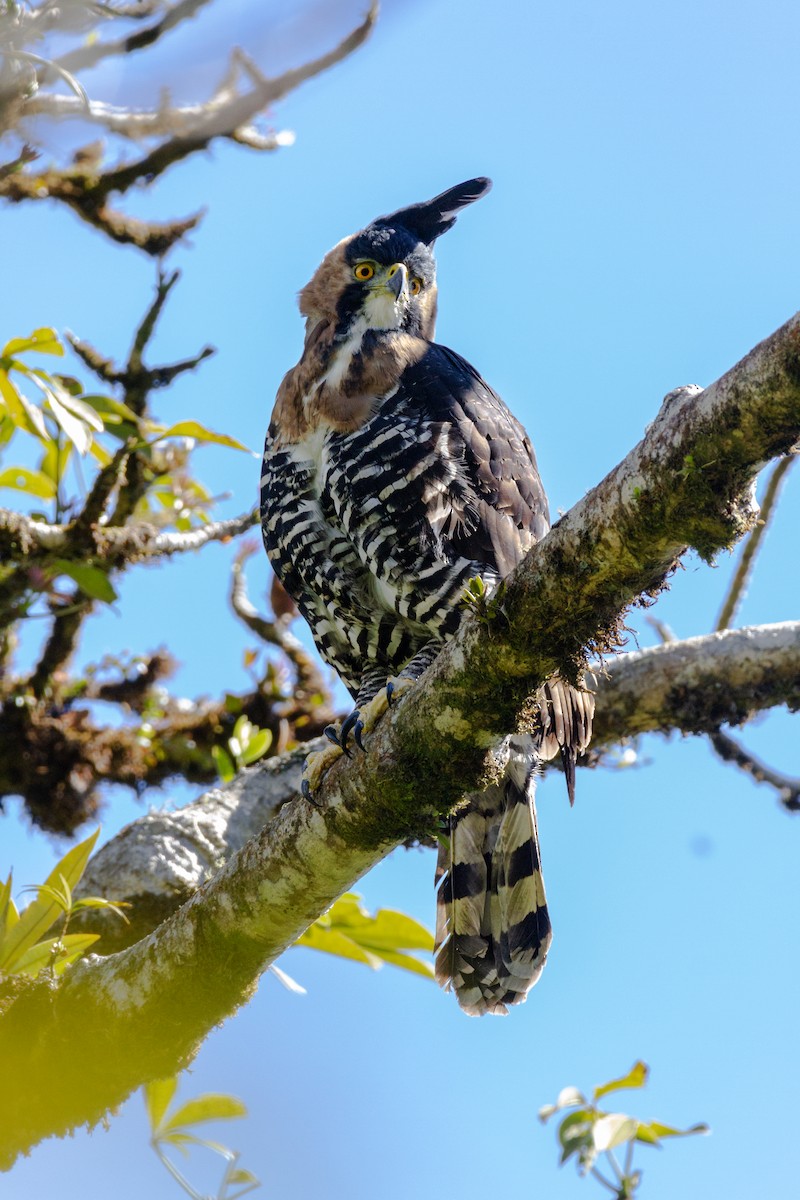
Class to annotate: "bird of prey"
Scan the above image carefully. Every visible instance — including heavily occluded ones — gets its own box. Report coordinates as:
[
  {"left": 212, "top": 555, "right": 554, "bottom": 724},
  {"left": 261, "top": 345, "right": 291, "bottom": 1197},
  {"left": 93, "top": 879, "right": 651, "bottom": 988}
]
[{"left": 261, "top": 178, "right": 593, "bottom": 1015}]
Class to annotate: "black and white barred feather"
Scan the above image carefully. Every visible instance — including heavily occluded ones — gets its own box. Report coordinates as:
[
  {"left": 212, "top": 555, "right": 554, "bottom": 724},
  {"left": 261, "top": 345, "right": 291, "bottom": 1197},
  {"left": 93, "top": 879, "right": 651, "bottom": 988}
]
[{"left": 260, "top": 178, "right": 593, "bottom": 1015}]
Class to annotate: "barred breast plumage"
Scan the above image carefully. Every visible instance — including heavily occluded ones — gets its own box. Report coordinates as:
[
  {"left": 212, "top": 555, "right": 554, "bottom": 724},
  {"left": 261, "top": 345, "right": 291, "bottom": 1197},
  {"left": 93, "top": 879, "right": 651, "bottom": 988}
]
[{"left": 260, "top": 178, "right": 593, "bottom": 1015}]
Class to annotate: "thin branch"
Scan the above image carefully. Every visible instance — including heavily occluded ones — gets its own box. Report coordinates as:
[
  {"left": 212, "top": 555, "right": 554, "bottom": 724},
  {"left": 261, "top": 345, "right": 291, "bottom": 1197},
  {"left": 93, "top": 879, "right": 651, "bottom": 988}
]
[
  {"left": 716, "top": 454, "right": 796, "bottom": 630},
  {"left": 128, "top": 268, "right": 180, "bottom": 386},
  {"left": 48, "top": 0, "right": 215, "bottom": 80},
  {"left": 229, "top": 548, "right": 330, "bottom": 701},
  {"left": 27, "top": 594, "right": 90, "bottom": 700},
  {"left": 0, "top": 506, "right": 258, "bottom": 564},
  {"left": 85, "top": 6, "right": 378, "bottom": 201},
  {"left": 71, "top": 444, "right": 131, "bottom": 535},
  {"left": 23, "top": 90, "right": 295, "bottom": 147},
  {"left": 709, "top": 729, "right": 800, "bottom": 813}
]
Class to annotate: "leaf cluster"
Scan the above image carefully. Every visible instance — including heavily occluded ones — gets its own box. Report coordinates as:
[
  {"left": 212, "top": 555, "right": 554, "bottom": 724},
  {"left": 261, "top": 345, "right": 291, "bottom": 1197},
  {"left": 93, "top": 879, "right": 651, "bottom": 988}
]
[
  {"left": 539, "top": 1061, "right": 708, "bottom": 1198},
  {"left": 295, "top": 892, "right": 435, "bottom": 979},
  {"left": 0, "top": 828, "right": 126, "bottom": 979},
  {"left": 145, "top": 1075, "right": 259, "bottom": 1200}
]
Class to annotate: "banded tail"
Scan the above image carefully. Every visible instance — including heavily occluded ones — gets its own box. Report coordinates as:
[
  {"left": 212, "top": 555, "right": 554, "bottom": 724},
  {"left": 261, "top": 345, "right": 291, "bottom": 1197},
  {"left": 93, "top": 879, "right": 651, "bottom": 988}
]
[{"left": 434, "top": 681, "right": 594, "bottom": 1016}]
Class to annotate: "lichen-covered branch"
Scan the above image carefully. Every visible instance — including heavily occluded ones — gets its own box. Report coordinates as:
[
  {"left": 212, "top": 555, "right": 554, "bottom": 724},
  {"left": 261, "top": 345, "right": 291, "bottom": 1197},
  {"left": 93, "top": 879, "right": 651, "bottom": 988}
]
[
  {"left": 67, "top": 620, "right": 800, "bottom": 955},
  {"left": 590, "top": 621, "right": 800, "bottom": 745},
  {"left": 0, "top": 506, "right": 258, "bottom": 565},
  {"left": 1, "top": 313, "right": 798, "bottom": 1166},
  {"left": 0, "top": 4, "right": 378, "bottom": 252}
]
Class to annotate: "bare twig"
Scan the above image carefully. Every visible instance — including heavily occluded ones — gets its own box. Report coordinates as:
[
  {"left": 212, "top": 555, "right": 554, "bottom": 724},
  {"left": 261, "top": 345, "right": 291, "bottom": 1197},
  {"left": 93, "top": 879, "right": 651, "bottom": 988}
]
[
  {"left": 48, "top": 0, "right": 215, "bottom": 80},
  {"left": 716, "top": 454, "right": 796, "bottom": 631},
  {"left": 709, "top": 729, "right": 800, "bottom": 813},
  {"left": 229, "top": 548, "right": 330, "bottom": 701}
]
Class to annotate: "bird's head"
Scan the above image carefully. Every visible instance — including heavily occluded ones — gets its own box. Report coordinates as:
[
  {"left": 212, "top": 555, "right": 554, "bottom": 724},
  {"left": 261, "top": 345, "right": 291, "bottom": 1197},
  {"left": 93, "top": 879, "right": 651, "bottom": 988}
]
[{"left": 299, "top": 177, "right": 492, "bottom": 343}]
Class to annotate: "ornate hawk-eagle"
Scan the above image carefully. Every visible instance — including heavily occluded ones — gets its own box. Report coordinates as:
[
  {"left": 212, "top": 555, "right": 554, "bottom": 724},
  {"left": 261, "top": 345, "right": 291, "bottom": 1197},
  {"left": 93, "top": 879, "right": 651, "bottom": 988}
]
[{"left": 261, "top": 178, "right": 593, "bottom": 1015}]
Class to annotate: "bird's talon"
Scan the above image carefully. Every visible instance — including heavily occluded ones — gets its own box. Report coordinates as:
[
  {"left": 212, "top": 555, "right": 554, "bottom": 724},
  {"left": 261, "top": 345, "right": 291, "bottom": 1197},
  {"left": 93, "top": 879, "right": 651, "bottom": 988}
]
[
  {"left": 301, "top": 778, "right": 321, "bottom": 807},
  {"left": 339, "top": 708, "right": 362, "bottom": 754},
  {"left": 323, "top": 724, "right": 341, "bottom": 747},
  {"left": 353, "top": 720, "right": 366, "bottom": 752}
]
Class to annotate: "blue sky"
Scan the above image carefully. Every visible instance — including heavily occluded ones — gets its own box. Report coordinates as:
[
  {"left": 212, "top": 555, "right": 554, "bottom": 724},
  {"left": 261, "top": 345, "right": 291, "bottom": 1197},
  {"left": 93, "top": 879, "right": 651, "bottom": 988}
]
[{"left": 2, "top": 1, "right": 799, "bottom": 1197}]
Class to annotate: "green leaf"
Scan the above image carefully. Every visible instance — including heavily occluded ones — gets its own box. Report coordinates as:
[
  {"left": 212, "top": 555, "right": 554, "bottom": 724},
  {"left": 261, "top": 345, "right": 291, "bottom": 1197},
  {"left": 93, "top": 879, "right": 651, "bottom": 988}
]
[
  {"left": 296, "top": 894, "right": 435, "bottom": 977},
  {"left": 2, "top": 328, "right": 63, "bottom": 358},
  {"left": 48, "top": 386, "right": 103, "bottom": 434},
  {"left": 342, "top": 905, "right": 435, "bottom": 952},
  {"left": 0, "top": 828, "right": 100, "bottom": 970},
  {"left": 150, "top": 420, "right": 250, "bottom": 452},
  {"left": 70, "top": 896, "right": 130, "bottom": 923},
  {"left": 50, "top": 560, "right": 117, "bottom": 604},
  {"left": 212, "top": 745, "right": 236, "bottom": 782},
  {"left": 159, "top": 1093, "right": 247, "bottom": 1134},
  {"left": 40, "top": 439, "right": 72, "bottom": 485},
  {"left": 365, "top": 947, "right": 435, "bottom": 978},
  {"left": 0, "top": 873, "right": 15, "bottom": 954},
  {"left": 238, "top": 727, "right": 272, "bottom": 765},
  {"left": 593, "top": 1113, "right": 639, "bottom": 1152},
  {"left": 636, "top": 1119, "right": 710, "bottom": 1145},
  {"left": 0, "top": 466, "right": 57, "bottom": 499},
  {"left": 232, "top": 715, "right": 253, "bottom": 747},
  {"left": 296, "top": 925, "right": 382, "bottom": 968},
  {"left": 557, "top": 1110, "right": 595, "bottom": 1166},
  {"left": 44, "top": 385, "right": 92, "bottom": 454},
  {"left": 593, "top": 1061, "right": 649, "bottom": 1102},
  {"left": 228, "top": 1167, "right": 259, "bottom": 1186},
  {"left": 11, "top": 932, "right": 100, "bottom": 977},
  {"left": 145, "top": 1076, "right": 179, "bottom": 1133},
  {"left": 158, "top": 1130, "right": 235, "bottom": 1155},
  {"left": 24, "top": 875, "right": 73, "bottom": 913},
  {"left": 0, "top": 369, "right": 48, "bottom": 439},
  {"left": 81, "top": 393, "right": 140, "bottom": 424},
  {"left": 87, "top": 439, "right": 112, "bottom": 468}
]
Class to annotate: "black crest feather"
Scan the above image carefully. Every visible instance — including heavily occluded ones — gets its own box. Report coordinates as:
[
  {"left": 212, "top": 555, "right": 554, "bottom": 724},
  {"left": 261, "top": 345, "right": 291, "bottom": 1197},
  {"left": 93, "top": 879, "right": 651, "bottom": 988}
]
[{"left": 375, "top": 177, "right": 492, "bottom": 246}]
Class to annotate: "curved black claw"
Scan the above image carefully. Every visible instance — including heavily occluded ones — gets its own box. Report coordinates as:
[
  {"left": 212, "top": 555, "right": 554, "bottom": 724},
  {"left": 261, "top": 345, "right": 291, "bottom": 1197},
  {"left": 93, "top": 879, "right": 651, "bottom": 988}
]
[
  {"left": 386, "top": 680, "right": 397, "bottom": 706},
  {"left": 340, "top": 708, "right": 364, "bottom": 755},
  {"left": 324, "top": 724, "right": 342, "bottom": 747},
  {"left": 301, "top": 778, "right": 322, "bottom": 808}
]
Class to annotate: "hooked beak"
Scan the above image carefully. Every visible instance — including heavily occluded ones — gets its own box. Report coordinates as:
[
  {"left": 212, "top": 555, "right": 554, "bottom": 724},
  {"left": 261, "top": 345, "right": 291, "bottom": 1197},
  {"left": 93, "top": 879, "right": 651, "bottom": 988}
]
[{"left": 386, "top": 263, "right": 409, "bottom": 301}]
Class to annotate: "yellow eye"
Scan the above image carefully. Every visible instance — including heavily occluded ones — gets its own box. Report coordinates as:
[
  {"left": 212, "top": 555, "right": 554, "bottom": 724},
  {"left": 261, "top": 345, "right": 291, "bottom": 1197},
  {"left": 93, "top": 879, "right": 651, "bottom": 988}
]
[
  {"left": 410, "top": 277, "right": 422, "bottom": 295},
  {"left": 354, "top": 262, "right": 375, "bottom": 281}
]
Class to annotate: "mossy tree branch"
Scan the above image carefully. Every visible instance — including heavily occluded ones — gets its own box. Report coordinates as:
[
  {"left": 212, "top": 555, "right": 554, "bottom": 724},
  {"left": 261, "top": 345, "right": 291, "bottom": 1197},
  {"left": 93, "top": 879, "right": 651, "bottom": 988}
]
[{"left": 1, "top": 312, "right": 799, "bottom": 1167}]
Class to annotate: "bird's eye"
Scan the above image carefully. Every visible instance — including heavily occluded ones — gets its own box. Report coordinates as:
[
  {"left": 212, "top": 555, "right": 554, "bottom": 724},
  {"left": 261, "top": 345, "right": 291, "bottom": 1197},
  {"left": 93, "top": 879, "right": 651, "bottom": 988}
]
[
  {"left": 354, "top": 263, "right": 375, "bottom": 281},
  {"left": 410, "top": 277, "right": 423, "bottom": 295}
]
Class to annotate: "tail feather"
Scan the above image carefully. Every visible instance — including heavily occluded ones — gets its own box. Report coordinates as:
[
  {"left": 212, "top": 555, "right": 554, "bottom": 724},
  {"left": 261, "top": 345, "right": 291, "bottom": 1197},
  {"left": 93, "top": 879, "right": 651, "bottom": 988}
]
[
  {"left": 434, "top": 736, "right": 551, "bottom": 1016},
  {"left": 434, "top": 677, "right": 595, "bottom": 1016}
]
